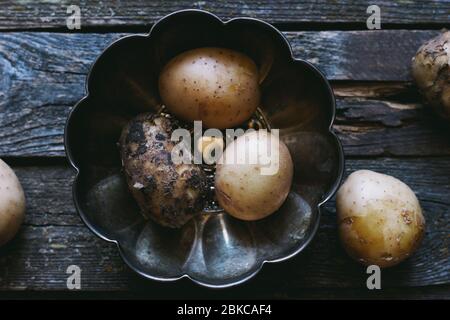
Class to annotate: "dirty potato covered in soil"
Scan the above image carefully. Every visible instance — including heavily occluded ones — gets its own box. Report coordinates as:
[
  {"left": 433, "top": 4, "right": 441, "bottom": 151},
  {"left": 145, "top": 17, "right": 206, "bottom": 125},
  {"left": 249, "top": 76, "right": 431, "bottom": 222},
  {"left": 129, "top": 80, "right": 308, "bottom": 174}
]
[
  {"left": 411, "top": 31, "right": 450, "bottom": 120},
  {"left": 119, "top": 113, "right": 208, "bottom": 228}
]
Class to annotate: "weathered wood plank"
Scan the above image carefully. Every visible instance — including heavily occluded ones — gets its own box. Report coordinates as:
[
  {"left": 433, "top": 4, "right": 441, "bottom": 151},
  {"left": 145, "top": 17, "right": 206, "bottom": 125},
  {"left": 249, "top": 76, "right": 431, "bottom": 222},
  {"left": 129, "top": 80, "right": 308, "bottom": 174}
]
[
  {"left": 332, "top": 82, "right": 412, "bottom": 98},
  {"left": 0, "top": 159, "right": 448, "bottom": 291},
  {"left": 1, "top": 31, "right": 449, "bottom": 158},
  {"left": 0, "top": 1, "right": 449, "bottom": 30},
  {"left": 285, "top": 30, "right": 441, "bottom": 81},
  {"left": 2, "top": 94, "right": 450, "bottom": 158},
  {"left": 0, "top": 32, "right": 117, "bottom": 157},
  {"left": 335, "top": 98, "right": 450, "bottom": 157}
]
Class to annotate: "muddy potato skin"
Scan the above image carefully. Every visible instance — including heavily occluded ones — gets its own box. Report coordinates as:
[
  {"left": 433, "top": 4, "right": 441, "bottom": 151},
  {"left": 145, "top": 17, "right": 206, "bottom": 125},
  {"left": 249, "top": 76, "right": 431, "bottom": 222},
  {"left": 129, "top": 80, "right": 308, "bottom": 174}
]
[
  {"left": 0, "top": 159, "right": 25, "bottom": 246},
  {"left": 120, "top": 113, "right": 208, "bottom": 228},
  {"left": 159, "top": 47, "right": 260, "bottom": 129},
  {"left": 215, "top": 131, "right": 293, "bottom": 221},
  {"left": 337, "top": 170, "right": 425, "bottom": 268},
  {"left": 411, "top": 31, "right": 450, "bottom": 120}
]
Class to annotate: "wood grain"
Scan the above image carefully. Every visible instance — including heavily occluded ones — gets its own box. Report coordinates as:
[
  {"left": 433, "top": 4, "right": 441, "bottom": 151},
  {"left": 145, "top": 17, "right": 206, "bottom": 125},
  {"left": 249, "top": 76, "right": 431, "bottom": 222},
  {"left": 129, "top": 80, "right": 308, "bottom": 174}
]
[
  {"left": 2, "top": 94, "right": 449, "bottom": 158},
  {"left": 2, "top": 31, "right": 449, "bottom": 158},
  {"left": 335, "top": 98, "right": 450, "bottom": 157},
  {"left": 0, "top": 159, "right": 448, "bottom": 292},
  {"left": 285, "top": 30, "right": 441, "bottom": 81},
  {"left": 0, "top": 1, "right": 448, "bottom": 30}
]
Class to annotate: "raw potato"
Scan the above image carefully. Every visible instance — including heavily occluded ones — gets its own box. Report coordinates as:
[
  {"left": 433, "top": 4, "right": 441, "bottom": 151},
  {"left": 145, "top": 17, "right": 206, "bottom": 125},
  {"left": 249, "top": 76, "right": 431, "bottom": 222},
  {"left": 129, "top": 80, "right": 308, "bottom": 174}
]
[
  {"left": 411, "top": 31, "right": 450, "bottom": 120},
  {"left": 159, "top": 47, "right": 260, "bottom": 129},
  {"left": 337, "top": 170, "right": 425, "bottom": 268},
  {"left": 215, "top": 131, "right": 293, "bottom": 221},
  {"left": 119, "top": 113, "right": 208, "bottom": 228},
  {"left": 0, "top": 159, "right": 25, "bottom": 246}
]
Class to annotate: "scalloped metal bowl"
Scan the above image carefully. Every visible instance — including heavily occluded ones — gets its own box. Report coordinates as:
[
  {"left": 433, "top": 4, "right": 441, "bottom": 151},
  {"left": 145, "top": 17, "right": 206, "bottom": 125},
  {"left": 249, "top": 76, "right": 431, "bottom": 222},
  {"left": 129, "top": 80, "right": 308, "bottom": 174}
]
[{"left": 64, "top": 10, "right": 344, "bottom": 288}]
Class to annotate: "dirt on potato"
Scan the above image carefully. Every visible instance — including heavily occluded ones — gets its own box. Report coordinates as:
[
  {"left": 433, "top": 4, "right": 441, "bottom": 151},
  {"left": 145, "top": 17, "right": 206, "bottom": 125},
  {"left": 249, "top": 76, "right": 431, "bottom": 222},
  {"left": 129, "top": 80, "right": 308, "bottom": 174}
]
[{"left": 119, "top": 113, "right": 208, "bottom": 228}]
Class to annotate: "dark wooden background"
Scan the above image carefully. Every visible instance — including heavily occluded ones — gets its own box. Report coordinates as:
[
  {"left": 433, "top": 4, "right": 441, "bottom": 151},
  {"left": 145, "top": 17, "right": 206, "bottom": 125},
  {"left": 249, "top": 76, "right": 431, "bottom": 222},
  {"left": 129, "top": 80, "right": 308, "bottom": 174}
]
[{"left": 0, "top": 1, "right": 449, "bottom": 299}]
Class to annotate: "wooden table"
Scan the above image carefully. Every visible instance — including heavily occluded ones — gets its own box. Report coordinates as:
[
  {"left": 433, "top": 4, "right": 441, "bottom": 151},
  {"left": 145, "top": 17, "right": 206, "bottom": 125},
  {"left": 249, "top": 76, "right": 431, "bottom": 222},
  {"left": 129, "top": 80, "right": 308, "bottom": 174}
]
[{"left": 0, "top": 1, "right": 449, "bottom": 299}]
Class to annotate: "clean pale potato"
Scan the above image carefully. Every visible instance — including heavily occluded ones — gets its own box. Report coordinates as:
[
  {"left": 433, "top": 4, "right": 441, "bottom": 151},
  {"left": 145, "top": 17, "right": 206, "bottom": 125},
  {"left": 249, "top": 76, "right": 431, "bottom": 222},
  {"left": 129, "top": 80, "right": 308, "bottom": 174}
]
[
  {"left": 337, "top": 170, "right": 425, "bottom": 268},
  {"left": 0, "top": 159, "right": 26, "bottom": 246},
  {"left": 159, "top": 47, "right": 260, "bottom": 129},
  {"left": 215, "top": 131, "right": 293, "bottom": 221}
]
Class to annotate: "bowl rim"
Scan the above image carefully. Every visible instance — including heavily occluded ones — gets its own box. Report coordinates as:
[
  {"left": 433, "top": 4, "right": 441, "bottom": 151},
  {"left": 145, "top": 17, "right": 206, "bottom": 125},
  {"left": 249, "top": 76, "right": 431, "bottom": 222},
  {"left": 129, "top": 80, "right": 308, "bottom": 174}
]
[{"left": 64, "top": 8, "right": 345, "bottom": 289}]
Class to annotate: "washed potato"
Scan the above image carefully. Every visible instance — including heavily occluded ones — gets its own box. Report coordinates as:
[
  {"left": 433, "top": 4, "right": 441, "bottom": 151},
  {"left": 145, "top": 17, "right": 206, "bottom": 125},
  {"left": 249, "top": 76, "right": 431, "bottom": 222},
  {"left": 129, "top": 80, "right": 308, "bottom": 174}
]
[
  {"left": 337, "top": 170, "right": 425, "bottom": 268},
  {"left": 0, "top": 159, "right": 25, "bottom": 246},
  {"left": 411, "top": 31, "right": 450, "bottom": 120},
  {"left": 215, "top": 131, "right": 293, "bottom": 221},
  {"left": 120, "top": 113, "right": 208, "bottom": 228},
  {"left": 159, "top": 47, "right": 260, "bottom": 129}
]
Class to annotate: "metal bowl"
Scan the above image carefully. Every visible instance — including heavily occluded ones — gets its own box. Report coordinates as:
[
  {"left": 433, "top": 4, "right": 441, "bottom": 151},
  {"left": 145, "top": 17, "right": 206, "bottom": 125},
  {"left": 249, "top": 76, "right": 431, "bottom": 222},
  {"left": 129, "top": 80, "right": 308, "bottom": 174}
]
[{"left": 64, "top": 9, "right": 344, "bottom": 288}]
